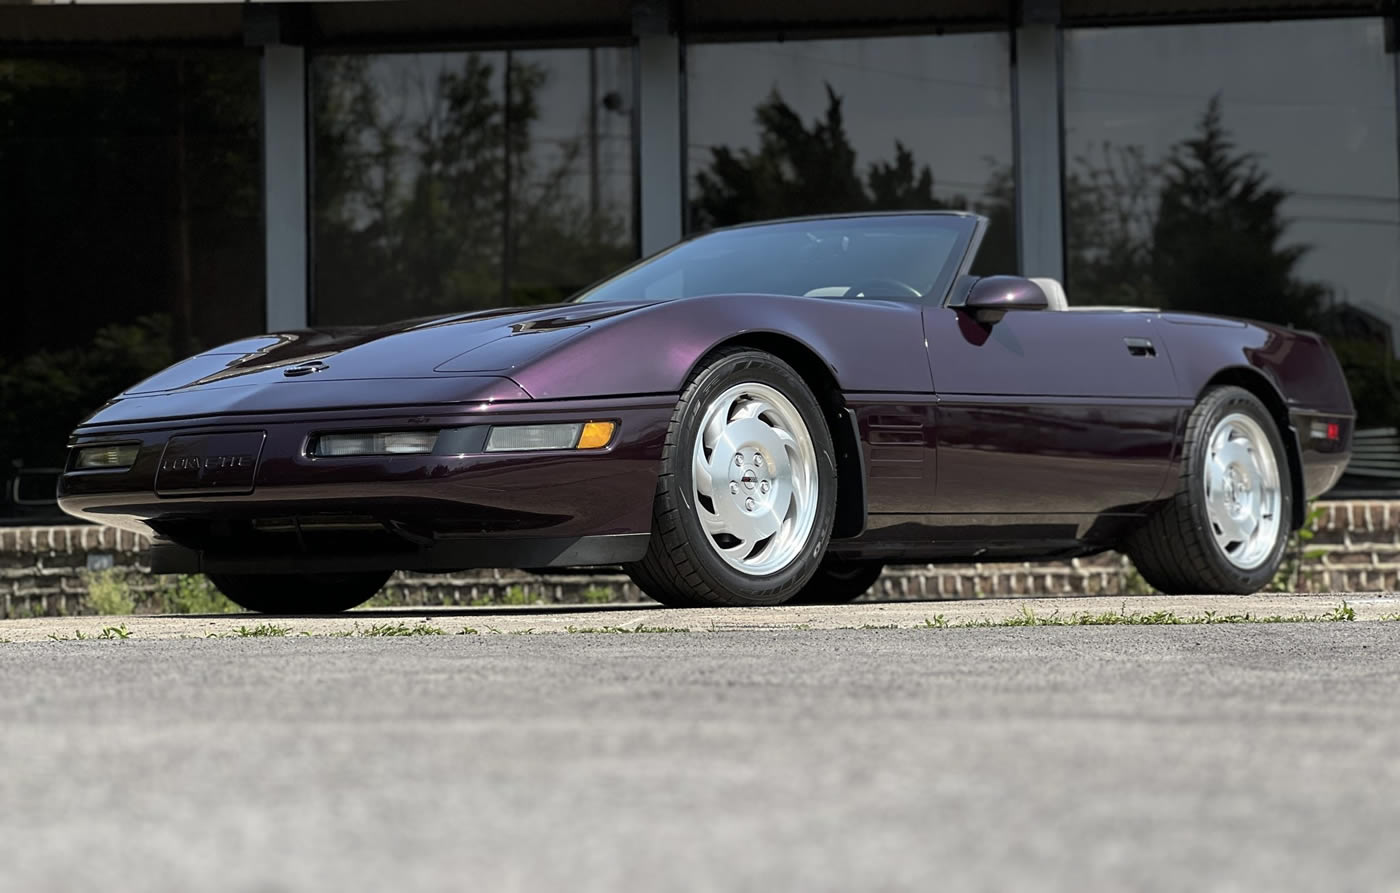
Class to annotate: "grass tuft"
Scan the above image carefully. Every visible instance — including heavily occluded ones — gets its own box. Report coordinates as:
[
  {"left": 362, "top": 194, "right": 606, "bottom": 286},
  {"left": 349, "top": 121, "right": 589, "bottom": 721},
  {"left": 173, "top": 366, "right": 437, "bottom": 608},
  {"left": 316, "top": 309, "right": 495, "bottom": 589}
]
[
  {"left": 358, "top": 622, "right": 446, "bottom": 637},
  {"left": 48, "top": 624, "right": 132, "bottom": 641},
  {"left": 1322, "top": 601, "right": 1356, "bottom": 622},
  {"left": 564, "top": 623, "right": 690, "bottom": 634},
  {"left": 234, "top": 623, "right": 292, "bottom": 638},
  {"left": 921, "top": 601, "right": 1366, "bottom": 629}
]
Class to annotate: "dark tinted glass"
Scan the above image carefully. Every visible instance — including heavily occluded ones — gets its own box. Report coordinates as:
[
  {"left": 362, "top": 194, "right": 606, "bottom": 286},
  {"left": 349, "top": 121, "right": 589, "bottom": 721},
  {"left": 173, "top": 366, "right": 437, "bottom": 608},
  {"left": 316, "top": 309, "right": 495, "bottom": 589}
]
[
  {"left": 312, "top": 48, "right": 637, "bottom": 326},
  {"left": 1064, "top": 18, "right": 1400, "bottom": 492},
  {"left": 0, "top": 51, "right": 263, "bottom": 521},
  {"left": 686, "top": 34, "right": 1017, "bottom": 275},
  {"left": 574, "top": 215, "right": 973, "bottom": 304}
]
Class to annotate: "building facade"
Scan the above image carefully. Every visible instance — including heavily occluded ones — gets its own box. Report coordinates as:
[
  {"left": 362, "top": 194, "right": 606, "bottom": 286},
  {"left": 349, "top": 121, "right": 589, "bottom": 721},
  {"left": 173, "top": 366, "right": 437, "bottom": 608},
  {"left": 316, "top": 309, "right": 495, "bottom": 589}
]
[{"left": 2, "top": 0, "right": 1399, "bottom": 524}]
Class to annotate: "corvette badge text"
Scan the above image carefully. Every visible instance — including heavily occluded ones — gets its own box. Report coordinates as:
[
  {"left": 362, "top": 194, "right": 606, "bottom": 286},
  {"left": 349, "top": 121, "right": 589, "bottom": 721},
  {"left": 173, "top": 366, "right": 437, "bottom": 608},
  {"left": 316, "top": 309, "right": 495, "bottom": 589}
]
[
  {"left": 154, "top": 431, "right": 266, "bottom": 495},
  {"left": 160, "top": 455, "right": 255, "bottom": 472}
]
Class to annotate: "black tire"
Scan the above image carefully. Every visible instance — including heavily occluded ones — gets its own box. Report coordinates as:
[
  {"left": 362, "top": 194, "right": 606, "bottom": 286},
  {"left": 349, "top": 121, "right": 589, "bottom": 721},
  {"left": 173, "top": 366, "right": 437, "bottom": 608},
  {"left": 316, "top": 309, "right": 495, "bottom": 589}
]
[
  {"left": 787, "top": 556, "right": 885, "bottom": 605},
  {"left": 1124, "top": 386, "right": 1293, "bottom": 594},
  {"left": 626, "top": 348, "right": 838, "bottom": 607},
  {"left": 208, "top": 571, "right": 392, "bottom": 614}
]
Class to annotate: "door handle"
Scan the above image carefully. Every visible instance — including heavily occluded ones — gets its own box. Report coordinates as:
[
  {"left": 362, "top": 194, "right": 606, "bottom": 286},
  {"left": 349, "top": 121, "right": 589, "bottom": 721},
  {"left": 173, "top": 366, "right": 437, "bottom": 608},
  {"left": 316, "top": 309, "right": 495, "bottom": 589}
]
[{"left": 1124, "top": 337, "right": 1156, "bottom": 357}]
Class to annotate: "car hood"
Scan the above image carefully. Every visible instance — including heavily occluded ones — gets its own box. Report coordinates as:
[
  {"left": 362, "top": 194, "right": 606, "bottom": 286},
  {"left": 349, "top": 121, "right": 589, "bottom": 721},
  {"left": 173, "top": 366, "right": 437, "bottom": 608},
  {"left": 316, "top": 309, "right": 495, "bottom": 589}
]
[{"left": 123, "top": 301, "right": 653, "bottom": 396}]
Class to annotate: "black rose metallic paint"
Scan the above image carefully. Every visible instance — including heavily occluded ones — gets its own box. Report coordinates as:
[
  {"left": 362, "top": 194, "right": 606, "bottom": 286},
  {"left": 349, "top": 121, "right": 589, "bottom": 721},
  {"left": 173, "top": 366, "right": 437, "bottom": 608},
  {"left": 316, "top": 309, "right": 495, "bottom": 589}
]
[{"left": 57, "top": 213, "right": 1353, "bottom": 578}]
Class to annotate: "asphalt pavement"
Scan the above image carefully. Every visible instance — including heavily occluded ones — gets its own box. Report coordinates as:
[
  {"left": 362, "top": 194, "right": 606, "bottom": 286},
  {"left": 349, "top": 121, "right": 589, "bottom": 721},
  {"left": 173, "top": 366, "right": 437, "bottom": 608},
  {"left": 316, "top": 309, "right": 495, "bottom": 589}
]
[
  {"left": 4, "top": 591, "right": 1399, "bottom": 641},
  {"left": 2, "top": 623, "right": 1399, "bottom": 892}
]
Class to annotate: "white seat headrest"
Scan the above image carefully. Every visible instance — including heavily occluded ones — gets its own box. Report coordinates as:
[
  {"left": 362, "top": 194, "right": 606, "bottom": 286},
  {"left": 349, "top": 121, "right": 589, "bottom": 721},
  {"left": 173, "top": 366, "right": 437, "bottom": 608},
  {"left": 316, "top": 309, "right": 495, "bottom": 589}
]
[{"left": 1029, "top": 277, "right": 1068, "bottom": 311}]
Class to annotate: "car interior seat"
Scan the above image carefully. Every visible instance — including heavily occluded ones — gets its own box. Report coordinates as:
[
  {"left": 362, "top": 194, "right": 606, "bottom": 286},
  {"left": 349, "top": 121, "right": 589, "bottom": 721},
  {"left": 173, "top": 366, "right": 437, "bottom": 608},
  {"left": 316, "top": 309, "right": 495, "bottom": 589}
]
[{"left": 1029, "top": 277, "right": 1069, "bottom": 311}]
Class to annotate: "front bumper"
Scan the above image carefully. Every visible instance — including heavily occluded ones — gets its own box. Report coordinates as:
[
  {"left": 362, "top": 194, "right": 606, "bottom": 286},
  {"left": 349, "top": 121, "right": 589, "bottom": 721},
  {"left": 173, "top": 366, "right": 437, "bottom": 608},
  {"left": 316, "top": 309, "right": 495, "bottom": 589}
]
[{"left": 58, "top": 396, "right": 673, "bottom": 573}]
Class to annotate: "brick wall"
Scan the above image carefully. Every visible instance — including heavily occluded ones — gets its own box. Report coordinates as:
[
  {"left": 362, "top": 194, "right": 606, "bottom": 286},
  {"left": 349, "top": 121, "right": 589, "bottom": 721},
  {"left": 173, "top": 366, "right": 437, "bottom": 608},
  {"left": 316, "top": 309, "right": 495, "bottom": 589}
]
[{"left": 3, "top": 500, "right": 1396, "bottom": 617}]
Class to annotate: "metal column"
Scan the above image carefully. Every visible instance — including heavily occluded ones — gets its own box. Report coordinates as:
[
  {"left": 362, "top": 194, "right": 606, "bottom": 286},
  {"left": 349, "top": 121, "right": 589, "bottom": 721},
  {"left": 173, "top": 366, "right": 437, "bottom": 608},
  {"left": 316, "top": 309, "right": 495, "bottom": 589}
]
[
  {"left": 262, "top": 44, "right": 309, "bottom": 331},
  {"left": 1013, "top": 23, "right": 1066, "bottom": 281}
]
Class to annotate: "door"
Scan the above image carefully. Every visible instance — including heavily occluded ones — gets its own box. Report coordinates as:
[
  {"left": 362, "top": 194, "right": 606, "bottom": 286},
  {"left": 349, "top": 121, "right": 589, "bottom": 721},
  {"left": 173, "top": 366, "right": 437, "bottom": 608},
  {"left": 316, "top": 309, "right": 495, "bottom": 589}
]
[{"left": 924, "top": 306, "right": 1186, "bottom": 516}]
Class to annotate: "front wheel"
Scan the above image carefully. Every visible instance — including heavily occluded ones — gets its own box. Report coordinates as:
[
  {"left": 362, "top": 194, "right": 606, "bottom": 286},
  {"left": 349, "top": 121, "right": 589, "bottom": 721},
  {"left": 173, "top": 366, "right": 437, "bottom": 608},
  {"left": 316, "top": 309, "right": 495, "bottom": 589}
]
[
  {"left": 1125, "top": 386, "right": 1292, "bottom": 594},
  {"left": 208, "top": 571, "right": 392, "bottom": 614},
  {"left": 786, "top": 557, "right": 885, "bottom": 605},
  {"left": 626, "top": 348, "right": 838, "bottom": 607}
]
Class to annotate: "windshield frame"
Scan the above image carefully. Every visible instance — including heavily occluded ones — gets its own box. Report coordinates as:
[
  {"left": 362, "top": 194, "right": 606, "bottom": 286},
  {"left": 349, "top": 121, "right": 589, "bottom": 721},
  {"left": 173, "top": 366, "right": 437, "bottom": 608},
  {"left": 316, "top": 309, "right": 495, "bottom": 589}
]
[{"left": 570, "top": 211, "right": 986, "bottom": 307}]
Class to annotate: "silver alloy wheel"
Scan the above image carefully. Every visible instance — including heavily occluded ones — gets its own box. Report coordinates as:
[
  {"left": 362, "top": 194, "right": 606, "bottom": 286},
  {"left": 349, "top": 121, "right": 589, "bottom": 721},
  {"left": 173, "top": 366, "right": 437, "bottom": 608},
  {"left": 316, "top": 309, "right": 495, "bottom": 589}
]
[
  {"left": 691, "top": 382, "right": 819, "bottom": 576},
  {"left": 1203, "top": 412, "right": 1282, "bottom": 570}
]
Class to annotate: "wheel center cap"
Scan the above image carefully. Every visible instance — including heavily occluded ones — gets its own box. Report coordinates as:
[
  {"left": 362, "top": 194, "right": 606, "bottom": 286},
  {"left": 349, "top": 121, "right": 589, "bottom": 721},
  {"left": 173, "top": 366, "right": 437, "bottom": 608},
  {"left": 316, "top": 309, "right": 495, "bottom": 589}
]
[
  {"left": 1223, "top": 466, "right": 1252, "bottom": 513},
  {"left": 741, "top": 470, "right": 757, "bottom": 490}
]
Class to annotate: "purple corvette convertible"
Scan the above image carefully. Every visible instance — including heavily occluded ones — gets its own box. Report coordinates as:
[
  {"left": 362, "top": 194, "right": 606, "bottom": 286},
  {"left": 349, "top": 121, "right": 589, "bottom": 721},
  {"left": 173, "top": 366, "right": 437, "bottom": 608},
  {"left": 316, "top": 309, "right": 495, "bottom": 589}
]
[{"left": 58, "top": 212, "right": 1353, "bottom": 612}]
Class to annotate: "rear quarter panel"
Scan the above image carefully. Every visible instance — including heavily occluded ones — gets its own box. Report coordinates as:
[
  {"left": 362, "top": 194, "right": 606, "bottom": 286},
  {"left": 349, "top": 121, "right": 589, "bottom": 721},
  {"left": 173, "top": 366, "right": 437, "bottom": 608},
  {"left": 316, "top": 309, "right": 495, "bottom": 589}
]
[
  {"left": 1157, "top": 314, "right": 1353, "bottom": 414},
  {"left": 1156, "top": 314, "right": 1354, "bottom": 500}
]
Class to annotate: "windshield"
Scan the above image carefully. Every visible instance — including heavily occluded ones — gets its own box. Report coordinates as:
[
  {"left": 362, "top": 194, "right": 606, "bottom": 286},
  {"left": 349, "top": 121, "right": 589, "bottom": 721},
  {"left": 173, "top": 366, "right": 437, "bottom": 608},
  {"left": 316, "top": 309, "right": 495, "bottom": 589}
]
[{"left": 574, "top": 214, "right": 976, "bottom": 304}]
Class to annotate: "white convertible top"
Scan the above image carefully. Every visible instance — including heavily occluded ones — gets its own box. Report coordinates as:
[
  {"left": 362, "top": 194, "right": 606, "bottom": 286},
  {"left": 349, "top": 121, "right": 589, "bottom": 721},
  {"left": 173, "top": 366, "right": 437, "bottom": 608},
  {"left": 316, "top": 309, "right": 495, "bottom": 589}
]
[{"left": 1031, "top": 277, "right": 1157, "bottom": 312}]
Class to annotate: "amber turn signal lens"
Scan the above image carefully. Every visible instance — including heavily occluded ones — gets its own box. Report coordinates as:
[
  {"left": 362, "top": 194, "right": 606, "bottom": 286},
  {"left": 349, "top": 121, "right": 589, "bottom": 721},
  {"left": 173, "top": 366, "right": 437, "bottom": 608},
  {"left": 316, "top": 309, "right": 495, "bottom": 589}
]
[{"left": 577, "top": 421, "right": 616, "bottom": 449}]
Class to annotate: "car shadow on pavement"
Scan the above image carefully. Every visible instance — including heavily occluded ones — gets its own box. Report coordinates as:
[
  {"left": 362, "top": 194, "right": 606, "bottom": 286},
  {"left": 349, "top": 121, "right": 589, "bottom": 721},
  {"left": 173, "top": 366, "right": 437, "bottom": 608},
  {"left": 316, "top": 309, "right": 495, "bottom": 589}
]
[
  {"left": 182, "top": 603, "right": 667, "bottom": 621},
  {"left": 187, "top": 596, "right": 1013, "bottom": 621}
]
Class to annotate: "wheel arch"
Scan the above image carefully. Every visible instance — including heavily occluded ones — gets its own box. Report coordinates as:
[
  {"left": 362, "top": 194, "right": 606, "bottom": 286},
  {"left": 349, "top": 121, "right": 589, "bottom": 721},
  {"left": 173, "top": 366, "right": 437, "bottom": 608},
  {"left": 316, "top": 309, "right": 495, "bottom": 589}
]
[
  {"left": 695, "top": 333, "right": 867, "bottom": 539},
  {"left": 1202, "top": 366, "right": 1306, "bottom": 530}
]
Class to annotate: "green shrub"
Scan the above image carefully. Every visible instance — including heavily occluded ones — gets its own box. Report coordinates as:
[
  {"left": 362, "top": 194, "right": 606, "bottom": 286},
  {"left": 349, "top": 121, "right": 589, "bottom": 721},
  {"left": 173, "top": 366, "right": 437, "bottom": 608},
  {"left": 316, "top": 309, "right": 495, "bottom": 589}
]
[
  {"left": 153, "top": 575, "right": 238, "bottom": 614},
  {"left": 581, "top": 585, "right": 617, "bottom": 604},
  {"left": 85, "top": 570, "right": 135, "bottom": 616},
  {"left": 1267, "top": 504, "right": 1326, "bottom": 592}
]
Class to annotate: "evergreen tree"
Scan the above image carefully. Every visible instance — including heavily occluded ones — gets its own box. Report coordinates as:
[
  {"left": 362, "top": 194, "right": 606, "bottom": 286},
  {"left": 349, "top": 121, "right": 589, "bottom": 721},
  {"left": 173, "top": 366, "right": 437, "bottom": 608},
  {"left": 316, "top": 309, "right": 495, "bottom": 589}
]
[
  {"left": 692, "top": 86, "right": 869, "bottom": 230},
  {"left": 690, "top": 85, "right": 1016, "bottom": 274},
  {"left": 1150, "top": 95, "right": 1327, "bottom": 327}
]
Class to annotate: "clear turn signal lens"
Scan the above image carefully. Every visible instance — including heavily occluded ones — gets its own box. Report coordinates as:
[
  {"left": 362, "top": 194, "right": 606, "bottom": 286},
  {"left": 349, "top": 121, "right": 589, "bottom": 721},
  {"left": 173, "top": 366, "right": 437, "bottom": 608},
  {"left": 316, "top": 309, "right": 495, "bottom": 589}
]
[
  {"left": 484, "top": 423, "right": 582, "bottom": 452},
  {"left": 313, "top": 431, "right": 439, "bottom": 457},
  {"left": 74, "top": 444, "right": 140, "bottom": 469}
]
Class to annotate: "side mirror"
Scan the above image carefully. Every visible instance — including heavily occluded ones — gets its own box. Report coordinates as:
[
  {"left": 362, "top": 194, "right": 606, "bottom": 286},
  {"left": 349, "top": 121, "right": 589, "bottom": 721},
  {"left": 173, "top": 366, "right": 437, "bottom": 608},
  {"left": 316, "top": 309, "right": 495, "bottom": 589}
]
[{"left": 963, "top": 276, "right": 1049, "bottom": 323}]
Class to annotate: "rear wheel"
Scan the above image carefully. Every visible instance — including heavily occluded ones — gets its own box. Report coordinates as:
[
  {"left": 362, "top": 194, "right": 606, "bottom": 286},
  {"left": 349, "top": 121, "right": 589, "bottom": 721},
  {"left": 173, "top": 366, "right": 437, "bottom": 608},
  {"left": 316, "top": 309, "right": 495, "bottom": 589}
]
[
  {"left": 787, "top": 556, "right": 885, "bottom": 605},
  {"left": 626, "top": 348, "right": 838, "bottom": 607},
  {"left": 1125, "top": 386, "right": 1292, "bottom": 594},
  {"left": 208, "top": 571, "right": 392, "bottom": 614}
]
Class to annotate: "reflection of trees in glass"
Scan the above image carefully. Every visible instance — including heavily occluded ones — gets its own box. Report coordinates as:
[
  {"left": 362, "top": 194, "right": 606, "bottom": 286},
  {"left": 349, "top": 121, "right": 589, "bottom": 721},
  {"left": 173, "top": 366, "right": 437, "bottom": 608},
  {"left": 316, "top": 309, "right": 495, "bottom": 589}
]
[
  {"left": 1064, "top": 143, "right": 1159, "bottom": 306},
  {"left": 1069, "top": 97, "right": 1328, "bottom": 323},
  {"left": 1154, "top": 98, "right": 1329, "bottom": 328},
  {"left": 314, "top": 53, "right": 632, "bottom": 325},
  {"left": 1067, "top": 95, "right": 1399, "bottom": 428},
  {"left": 0, "top": 54, "right": 261, "bottom": 355},
  {"left": 690, "top": 86, "right": 1017, "bottom": 275},
  {"left": 0, "top": 316, "right": 175, "bottom": 471},
  {"left": 0, "top": 53, "right": 261, "bottom": 471}
]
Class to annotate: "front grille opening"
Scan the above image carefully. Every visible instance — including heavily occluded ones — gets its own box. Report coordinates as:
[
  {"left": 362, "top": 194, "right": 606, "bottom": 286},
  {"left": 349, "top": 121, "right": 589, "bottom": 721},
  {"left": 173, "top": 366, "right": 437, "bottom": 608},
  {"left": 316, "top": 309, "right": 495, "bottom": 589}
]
[
  {"left": 149, "top": 504, "right": 574, "bottom": 558},
  {"left": 151, "top": 516, "right": 417, "bottom": 557}
]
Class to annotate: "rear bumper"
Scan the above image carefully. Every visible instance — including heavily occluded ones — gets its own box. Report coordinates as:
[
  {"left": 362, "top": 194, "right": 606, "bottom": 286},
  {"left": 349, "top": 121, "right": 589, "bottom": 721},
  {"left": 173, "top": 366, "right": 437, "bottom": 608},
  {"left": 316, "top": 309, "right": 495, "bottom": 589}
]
[
  {"left": 1289, "top": 409, "right": 1353, "bottom": 500},
  {"left": 58, "top": 396, "right": 673, "bottom": 573}
]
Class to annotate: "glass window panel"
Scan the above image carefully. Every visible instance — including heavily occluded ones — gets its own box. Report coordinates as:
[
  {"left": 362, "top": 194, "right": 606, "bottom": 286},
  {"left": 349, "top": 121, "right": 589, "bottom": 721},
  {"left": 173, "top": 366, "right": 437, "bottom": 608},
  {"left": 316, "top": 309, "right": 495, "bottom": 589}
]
[
  {"left": 311, "top": 47, "right": 636, "bottom": 327},
  {"left": 1063, "top": 18, "right": 1400, "bottom": 492},
  {"left": 686, "top": 34, "right": 1017, "bottom": 274},
  {"left": 509, "top": 49, "right": 636, "bottom": 305},
  {"left": 0, "top": 51, "right": 263, "bottom": 521},
  {"left": 575, "top": 215, "right": 973, "bottom": 304}
]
